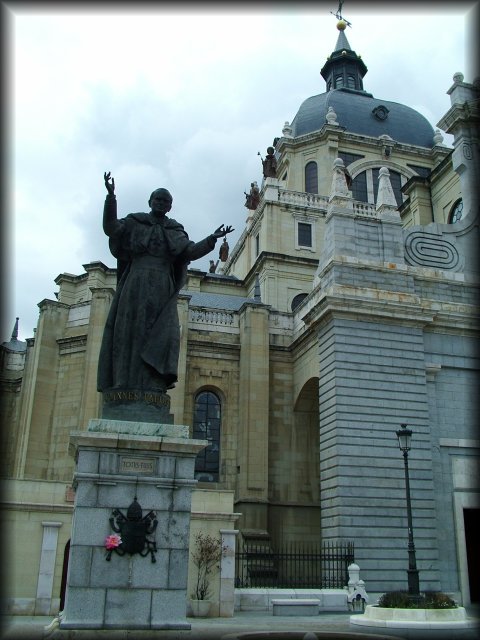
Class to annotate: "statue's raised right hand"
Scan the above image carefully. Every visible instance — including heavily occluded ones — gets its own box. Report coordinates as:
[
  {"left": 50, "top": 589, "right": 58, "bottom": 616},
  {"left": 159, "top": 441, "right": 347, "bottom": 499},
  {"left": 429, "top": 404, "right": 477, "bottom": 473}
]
[{"left": 104, "top": 172, "right": 115, "bottom": 195}]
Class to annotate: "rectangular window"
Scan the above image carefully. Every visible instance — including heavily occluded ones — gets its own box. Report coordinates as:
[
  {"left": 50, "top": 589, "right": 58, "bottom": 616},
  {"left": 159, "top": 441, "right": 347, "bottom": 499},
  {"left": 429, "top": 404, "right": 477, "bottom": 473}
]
[
  {"left": 298, "top": 222, "right": 312, "bottom": 248},
  {"left": 255, "top": 233, "right": 260, "bottom": 256}
]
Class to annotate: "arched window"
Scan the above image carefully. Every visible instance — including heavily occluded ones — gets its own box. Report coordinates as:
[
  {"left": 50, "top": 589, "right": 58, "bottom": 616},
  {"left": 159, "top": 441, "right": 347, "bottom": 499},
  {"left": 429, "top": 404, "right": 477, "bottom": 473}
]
[
  {"left": 334, "top": 75, "right": 344, "bottom": 88},
  {"left": 347, "top": 74, "right": 356, "bottom": 89},
  {"left": 193, "top": 391, "right": 221, "bottom": 482},
  {"left": 449, "top": 199, "right": 464, "bottom": 223},
  {"left": 352, "top": 168, "right": 405, "bottom": 207},
  {"left": 305, "top": 161, "right": 318, "bottom": 194},
  {"left": 291, "top": 293, "right": 308, "bottom": 311}
]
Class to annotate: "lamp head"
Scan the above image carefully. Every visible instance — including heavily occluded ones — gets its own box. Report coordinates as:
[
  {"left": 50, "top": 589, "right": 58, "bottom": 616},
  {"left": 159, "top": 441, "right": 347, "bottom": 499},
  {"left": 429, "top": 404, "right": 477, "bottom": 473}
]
[{"left": 396, "top": 423, "right": 413, "bottom": 452}]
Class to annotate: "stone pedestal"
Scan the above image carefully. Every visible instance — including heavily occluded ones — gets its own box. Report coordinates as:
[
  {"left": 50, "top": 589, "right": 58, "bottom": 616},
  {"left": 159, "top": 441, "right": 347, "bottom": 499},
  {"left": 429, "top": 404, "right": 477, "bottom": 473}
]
[{"left": 60, "top": 419, "right": 207, "bottom": 630}]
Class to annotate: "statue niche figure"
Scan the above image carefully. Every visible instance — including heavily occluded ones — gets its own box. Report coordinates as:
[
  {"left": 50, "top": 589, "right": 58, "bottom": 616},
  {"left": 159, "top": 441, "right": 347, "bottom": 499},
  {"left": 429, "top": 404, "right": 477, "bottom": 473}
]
[
  {"left": 219, "top": 237, "right": 229, "bottom": 262},
  {"left": 97, "top": 172, "right": 233, "bottom": 397},
  {"left": 244, "top": 181, "right": 260, "bottom": 210},
  {"left": 261, "top": 146, "right": 277, "bottom": 178}
]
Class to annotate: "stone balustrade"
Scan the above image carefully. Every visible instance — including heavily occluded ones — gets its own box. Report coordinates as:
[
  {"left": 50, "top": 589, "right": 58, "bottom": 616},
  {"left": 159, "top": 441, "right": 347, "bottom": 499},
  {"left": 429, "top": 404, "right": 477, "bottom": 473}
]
[
  {"left": 353, "top": 201, "right": 377, "bottom": 217},
  {"left": 189, "top": 308, "right": 237, "bottom": 329},
  {"left": 278, "top": 189, "right": 329, "bottom": 210}
]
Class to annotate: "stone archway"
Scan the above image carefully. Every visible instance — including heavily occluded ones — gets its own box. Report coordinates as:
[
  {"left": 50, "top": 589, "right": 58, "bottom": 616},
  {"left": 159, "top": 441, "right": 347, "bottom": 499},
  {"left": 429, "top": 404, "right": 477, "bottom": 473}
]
[
  {"left": 292, "top": 377, "right": 320, "bottom": 505},
  {"left": 268, "top": 377, "right": 321, "bottom": 547}
]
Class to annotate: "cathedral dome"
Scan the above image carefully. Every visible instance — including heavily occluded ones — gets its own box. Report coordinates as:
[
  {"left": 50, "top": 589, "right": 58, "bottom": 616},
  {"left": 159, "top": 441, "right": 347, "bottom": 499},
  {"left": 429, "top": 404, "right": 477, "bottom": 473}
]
[
  {"left": 291, "top": 88, "right": 435, "bottom": 148},
  {"left": 291, "top": 20, "right": 436, "bottom": 149}
]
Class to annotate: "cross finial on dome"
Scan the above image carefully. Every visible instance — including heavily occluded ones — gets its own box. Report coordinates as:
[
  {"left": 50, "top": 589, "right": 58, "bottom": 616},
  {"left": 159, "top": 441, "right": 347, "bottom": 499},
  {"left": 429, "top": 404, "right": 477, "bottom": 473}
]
[
  {"left": 330, "top": 0, "right": 352, "bottom": 28},
  {"left": 331, "top": 1, "right": 352, "bottom": 50},
  {"left": 322, "top": 2, "right": 366, "bottom": 92}
]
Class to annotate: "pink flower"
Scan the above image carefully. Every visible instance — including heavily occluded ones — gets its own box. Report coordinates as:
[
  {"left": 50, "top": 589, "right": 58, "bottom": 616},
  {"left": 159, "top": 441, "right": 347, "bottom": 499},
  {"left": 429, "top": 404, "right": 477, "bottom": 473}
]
[{"left": 105, "top": 534, "right": 122, "bottom": 550}]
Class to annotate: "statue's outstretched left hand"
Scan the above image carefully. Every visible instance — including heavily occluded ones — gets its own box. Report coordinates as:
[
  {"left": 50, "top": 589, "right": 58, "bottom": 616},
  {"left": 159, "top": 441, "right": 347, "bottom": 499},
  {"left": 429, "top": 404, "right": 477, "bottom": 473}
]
[{"left": 213, "top": 225, "right": 234, "bottom": 238}]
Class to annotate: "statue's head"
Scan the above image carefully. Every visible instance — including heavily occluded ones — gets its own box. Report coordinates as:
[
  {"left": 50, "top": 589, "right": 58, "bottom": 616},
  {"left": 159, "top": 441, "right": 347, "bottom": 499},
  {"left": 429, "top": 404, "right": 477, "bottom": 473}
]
[{"left": 148, "top": 188, "right": 173, "bottom": 214}]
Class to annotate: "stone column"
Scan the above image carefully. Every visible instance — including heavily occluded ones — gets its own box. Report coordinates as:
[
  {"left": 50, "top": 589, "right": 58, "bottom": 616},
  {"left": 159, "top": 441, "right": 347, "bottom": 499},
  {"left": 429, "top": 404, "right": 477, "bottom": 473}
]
[
  {"left": 35, "top": 521, "right": 63, "bottom": 615},
  {"left": 60, "top": 420, "right": 207, "bottom": 630},
  {"left": 219, "top": 529, "right": 238, "bottom": 617}
]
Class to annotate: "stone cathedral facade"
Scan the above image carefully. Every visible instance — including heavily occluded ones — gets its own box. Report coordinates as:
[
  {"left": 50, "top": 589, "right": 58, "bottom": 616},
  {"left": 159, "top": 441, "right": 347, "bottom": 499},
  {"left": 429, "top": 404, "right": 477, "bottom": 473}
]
[{"left": 2, "top": 22, "right": 479, "bottom": 614}]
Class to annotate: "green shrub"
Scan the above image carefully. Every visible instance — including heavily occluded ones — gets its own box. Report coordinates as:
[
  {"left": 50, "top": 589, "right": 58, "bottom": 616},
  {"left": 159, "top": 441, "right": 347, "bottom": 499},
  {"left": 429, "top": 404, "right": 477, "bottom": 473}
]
[
  {"left": 378, "top": 591, "right": 415, "bottom": 608},
  {"left": 423, "top": 591, "right": 457, "bottom": 609},
  {"left": 377, "top": 591, "right": 457, "bottom": 609}
]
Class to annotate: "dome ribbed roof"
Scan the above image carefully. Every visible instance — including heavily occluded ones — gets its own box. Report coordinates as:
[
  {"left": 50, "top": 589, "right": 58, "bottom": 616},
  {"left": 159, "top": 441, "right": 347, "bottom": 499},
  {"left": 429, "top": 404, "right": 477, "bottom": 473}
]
[{"left": 291, "top": 88, "right": 435, "bottom": 148}]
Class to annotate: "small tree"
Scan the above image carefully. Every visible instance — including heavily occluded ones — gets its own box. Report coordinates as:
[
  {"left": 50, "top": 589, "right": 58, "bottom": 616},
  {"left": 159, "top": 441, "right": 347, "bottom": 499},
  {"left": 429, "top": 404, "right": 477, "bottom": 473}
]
[{"left": 190, "top": 532, "right": 226, "bottom": 601}]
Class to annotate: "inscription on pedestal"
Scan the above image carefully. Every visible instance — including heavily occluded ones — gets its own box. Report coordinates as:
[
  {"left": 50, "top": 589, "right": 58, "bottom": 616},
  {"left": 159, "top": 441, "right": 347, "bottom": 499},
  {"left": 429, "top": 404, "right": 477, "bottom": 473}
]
[
  {"left": 103, "top": 390, "right": 170, "bottom": 408},
  {"left": 101, "top": 389, "right": 173, "bottom": 424},
  {"left": 119, "top": 457, "right": 155, "bottom": 475}
]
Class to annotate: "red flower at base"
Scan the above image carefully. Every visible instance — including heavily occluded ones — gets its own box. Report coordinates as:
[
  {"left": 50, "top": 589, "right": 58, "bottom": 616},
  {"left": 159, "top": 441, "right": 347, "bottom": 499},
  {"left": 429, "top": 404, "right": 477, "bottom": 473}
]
[{"left": 105, "top": 534, "right": 122, "bottom": 550}]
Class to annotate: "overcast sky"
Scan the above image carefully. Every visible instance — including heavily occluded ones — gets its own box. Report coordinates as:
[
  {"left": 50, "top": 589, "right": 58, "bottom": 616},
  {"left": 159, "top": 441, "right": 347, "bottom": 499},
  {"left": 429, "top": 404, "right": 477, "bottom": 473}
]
[{"left": 4, "top": 1, "right": 477, "bottom": 342}]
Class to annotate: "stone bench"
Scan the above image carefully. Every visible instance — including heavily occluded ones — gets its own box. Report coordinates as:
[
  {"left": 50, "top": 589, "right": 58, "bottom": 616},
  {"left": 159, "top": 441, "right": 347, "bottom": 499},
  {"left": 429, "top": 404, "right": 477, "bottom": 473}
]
[{"left": 271, "top": 599, "right": 320, "bottom": 616}]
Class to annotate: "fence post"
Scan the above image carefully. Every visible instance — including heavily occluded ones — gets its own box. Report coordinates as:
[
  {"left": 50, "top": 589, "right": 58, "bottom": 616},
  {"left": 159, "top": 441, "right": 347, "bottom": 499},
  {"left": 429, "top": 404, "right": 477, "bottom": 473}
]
[{"left": 347, "top": 563, "right": 369, "bottom": 612}]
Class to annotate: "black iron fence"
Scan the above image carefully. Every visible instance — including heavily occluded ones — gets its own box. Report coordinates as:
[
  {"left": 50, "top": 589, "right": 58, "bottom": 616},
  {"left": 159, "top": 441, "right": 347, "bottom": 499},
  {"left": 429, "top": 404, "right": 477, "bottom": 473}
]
[{"left": 235, "top": 540, "right": 354, "bottom": 589}]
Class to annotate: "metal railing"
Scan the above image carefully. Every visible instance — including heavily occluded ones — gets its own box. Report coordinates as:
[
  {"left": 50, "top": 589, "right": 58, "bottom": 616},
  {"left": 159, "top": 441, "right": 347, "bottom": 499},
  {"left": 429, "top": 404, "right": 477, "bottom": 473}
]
[{"left": 235, "top": 540, "right": 354, "bottom": 589}]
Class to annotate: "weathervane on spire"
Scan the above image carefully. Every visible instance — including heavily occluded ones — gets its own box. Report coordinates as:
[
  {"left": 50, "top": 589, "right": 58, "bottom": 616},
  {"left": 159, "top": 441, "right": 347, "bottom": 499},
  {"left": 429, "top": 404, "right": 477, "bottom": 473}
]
[{"left": 331, "top": 0, "right": 352, "bottom": 27}]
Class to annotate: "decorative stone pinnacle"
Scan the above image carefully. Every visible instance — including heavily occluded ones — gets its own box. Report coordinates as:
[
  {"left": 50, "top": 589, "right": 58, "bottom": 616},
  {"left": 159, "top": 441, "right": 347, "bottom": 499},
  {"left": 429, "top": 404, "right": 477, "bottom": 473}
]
[
  {"left": 433, "top": 129, "right": 445, "bottom": 145},
  {"left": 329, "top": 157, "right": 350, "bottom": 199},
  {"left": 326, "top": 106, "right": 339, "bottom": 126},
  {"left": 376, "top": 167, "right": 397, "bottom": 211},
  {"left": 282, "top": 121, "right": 293, "bottom": 137},
  {"left": 12, "top": 317, "right": 19, "bottom": 340}
]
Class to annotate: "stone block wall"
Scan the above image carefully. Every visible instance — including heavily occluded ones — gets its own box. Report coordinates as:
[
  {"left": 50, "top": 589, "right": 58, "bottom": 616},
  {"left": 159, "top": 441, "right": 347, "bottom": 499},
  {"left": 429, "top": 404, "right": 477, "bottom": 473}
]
[{"left": 317, "top": 316, "right": 440, "bottom": 593}]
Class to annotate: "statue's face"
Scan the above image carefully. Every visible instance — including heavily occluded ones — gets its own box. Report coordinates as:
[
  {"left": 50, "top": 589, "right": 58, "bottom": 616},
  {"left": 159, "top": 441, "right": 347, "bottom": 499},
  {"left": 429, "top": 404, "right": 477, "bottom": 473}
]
[{"left": 149, "top": 189, "right": 172, "bottom": 216}]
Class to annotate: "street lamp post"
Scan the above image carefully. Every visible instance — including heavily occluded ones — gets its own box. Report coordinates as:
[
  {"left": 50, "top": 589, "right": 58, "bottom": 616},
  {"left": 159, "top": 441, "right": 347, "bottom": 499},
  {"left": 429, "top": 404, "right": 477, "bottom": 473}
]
[{"left": 395, "top": 423, "right": 420, "bottom": 600}]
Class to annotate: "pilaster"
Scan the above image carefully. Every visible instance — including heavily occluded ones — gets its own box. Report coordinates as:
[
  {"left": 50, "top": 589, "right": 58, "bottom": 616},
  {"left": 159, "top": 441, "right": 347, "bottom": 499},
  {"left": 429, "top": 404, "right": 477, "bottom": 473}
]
[
  {"left": 237, "top": 304, "right": 269, "bottom": 528},
  {"left": 35, "top": 521, "right": 63, "bottom": 615},
  {"left": 78, "top": 288, "right": 115, "bottom": 429},
  {"left": 169, "top": 294, "right": 190, "bottom": 424},
  {"left": 20, "top": 300, "right": 69, "bottom": 479},
  {"left": 219, "top": 529, "right": 239, "bottom": 617}
]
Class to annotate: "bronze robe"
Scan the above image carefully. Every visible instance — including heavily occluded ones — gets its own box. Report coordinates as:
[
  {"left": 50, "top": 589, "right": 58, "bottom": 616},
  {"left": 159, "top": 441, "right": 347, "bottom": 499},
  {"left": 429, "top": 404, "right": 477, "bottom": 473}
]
[{"left": 97, "top": 198, "right": 216, "bottom": 392}]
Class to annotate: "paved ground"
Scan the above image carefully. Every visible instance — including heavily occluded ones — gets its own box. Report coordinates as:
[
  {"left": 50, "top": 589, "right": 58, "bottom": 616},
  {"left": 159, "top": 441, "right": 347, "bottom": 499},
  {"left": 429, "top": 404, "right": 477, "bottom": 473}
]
[{"left": 1, "top": 609, "right": 479, "bottom": 640}]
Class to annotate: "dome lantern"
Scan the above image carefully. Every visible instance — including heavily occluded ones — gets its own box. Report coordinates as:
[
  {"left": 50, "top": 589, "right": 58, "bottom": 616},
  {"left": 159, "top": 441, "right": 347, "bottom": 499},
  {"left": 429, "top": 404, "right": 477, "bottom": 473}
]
[{"left": 321, "top": 19, "right": 368, "bottom": 93}]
